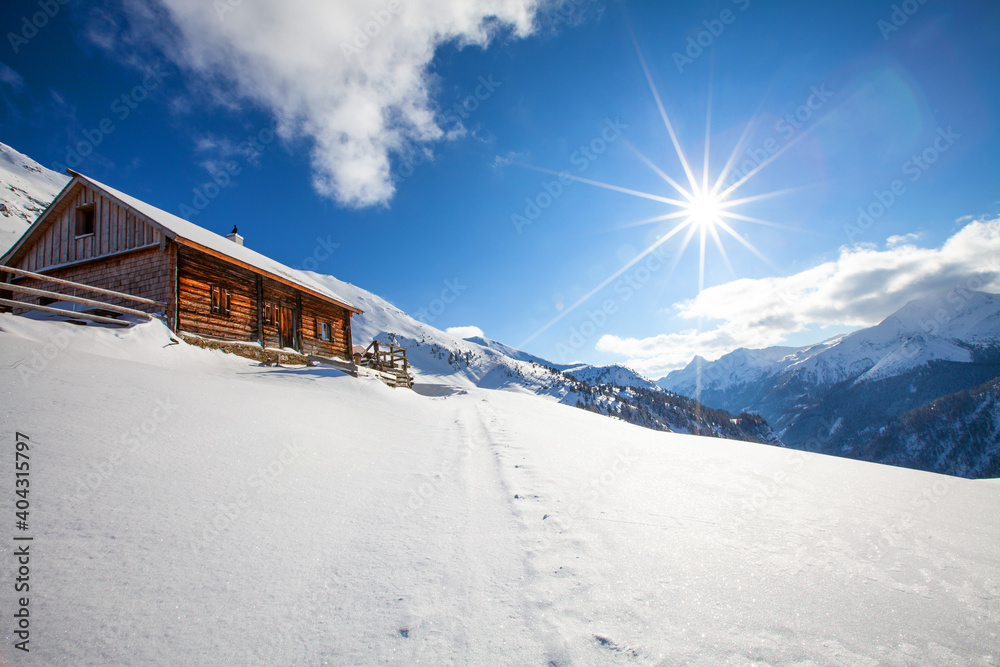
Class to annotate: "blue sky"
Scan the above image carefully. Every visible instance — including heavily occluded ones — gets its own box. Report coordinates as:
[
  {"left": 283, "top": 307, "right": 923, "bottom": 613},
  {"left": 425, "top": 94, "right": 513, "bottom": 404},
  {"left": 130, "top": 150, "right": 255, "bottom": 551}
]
[{"left": 2, "top": 0, "right": 999, "bottom": 377}]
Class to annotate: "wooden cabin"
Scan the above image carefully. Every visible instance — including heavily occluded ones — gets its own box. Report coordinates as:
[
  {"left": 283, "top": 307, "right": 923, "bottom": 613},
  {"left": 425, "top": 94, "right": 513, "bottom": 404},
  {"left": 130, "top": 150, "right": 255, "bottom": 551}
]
[{"left": 0, "top": 171, "right": 362, "bottom": 359}]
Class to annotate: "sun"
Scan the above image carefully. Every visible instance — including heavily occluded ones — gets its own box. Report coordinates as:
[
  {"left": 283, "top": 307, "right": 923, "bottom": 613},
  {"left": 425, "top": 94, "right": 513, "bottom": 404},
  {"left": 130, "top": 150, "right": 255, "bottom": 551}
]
[{"left": 684, "top": 189, "right": 727, "bottom": 230}]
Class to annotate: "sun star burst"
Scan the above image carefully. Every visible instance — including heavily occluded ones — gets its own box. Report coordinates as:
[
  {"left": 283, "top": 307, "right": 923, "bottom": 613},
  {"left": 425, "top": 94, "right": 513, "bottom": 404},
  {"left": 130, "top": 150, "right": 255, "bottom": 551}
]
[{"left": 515, "top": 35, "right": 812, "bottom": 348}]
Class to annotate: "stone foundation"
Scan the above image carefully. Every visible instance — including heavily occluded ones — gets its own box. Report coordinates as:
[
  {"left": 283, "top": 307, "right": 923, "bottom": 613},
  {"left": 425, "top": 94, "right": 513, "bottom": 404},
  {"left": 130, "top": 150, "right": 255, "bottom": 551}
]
[{"left": 180, "top": 334, "right": 308, "bottom": 366}]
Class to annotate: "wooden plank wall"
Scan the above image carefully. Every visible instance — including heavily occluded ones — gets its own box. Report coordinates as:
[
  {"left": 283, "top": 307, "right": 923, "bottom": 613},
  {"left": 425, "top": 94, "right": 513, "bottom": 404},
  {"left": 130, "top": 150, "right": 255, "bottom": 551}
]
[
  {"left": 177, "top": 245, "right": 353, "bottom": 358},
  {"left": 177, "top": 245, "right": 258, "bottom": 341},
  {"left": 299, "top": 292, "right": 351, "bottom": 359},
  {"left": 258, "top": 277, "right": 297, "bottom": 350},
  {"left": 16, "top": 184, "right": 161, "bottom": 272},
  {"left": 258, "top": 277, "right": 351, "bottom": 358},
  {"left": 8, "top": 247, "right": 171, "bottom": 317}
]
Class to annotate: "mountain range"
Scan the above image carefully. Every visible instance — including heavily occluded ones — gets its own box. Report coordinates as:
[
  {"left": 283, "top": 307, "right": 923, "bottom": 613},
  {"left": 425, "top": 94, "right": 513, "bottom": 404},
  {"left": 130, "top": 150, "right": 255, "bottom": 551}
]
[{"left": 658, "top": 291, "right": 1000, "bottom": 477}]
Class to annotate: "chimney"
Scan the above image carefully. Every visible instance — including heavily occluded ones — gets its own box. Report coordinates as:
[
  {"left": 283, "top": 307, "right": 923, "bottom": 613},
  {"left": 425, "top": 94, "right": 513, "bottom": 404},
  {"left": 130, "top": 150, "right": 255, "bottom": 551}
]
[{"left": 226, "top": 225, "right": 243, "bottom": 246}]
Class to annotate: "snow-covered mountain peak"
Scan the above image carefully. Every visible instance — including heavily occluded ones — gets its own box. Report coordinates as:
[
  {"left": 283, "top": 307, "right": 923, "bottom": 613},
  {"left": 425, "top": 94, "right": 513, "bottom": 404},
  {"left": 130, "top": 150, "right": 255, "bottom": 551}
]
[
  {"left": 661, "top": 344, "right": 807, "bottom": 394},
  {"left": 464, "top": 335, "right": 576, "bottom": 371},
  {"left": 881, "top": 289, "right": 1000, "bottom": 343},
  {"left": 662, "top": 291, "right": 1000, "bottom": 397},
  {"left": 563, "top": 363, "right": 661, "bottom": 391},
  {"left": 0, "top": 141, "right": 70, "bottom": 253}
]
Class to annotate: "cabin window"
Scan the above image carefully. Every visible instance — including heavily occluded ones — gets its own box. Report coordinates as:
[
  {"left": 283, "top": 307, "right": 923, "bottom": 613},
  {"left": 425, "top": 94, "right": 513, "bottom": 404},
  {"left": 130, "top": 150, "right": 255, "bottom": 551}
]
[
  {"left": 75, "top": 204, "right": 95, "bottom": 238},
  {"left": 210, "top": 284, "right": 231, "bottom": 316},
  {"left": 263, "top": 301, "right": 277, "bottom": 326},
  {"left": 318, "top": 321, "right": 332, "bottom": 341}
]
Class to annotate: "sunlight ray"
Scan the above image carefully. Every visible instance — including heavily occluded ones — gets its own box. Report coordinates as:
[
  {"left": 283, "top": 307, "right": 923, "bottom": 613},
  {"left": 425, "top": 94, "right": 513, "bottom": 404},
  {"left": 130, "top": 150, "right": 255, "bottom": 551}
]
[
  {"left": 674, "top": 221, "right": 702, "bottom": 274},
  {"left": 722, "top": 183, "right": 817, "bottom": 208},
  {"left": 610, "top": 209, "right": 693, "bottom": 231},
  {"left": 719, "top": 210, "right": 800, "bottom": 231},
  {"left": 708, "top": 222, "right": 736, "bottom": 277},
  {"left": 518, "top": 219, "right": 693, "bottom": 347},
  {"left": 709, "top": 92, "right": 776, "bottom": 196},
  {"left": 710, "top": 114, "right": 757, "bottom": 198},
  {"left": 702, "top": 81, "right": 713, "bottom": 196},
  {"left": 718, "top": 105, "right": 839, "bottom": 200},
  {"left": 698, "top": 223, "right": 708, "bottom": 292},
  {"left": 629, "top": 30, "right": 699, "bottom": 192},
  {"left": 512, "top": 161, "right": 689, "bottom": 208},
  {"left": 715, "top": 219, "right": 780, "bottom": 272},
  {"left": 623, "top": 140, "right": 694, "bottom": 201}
]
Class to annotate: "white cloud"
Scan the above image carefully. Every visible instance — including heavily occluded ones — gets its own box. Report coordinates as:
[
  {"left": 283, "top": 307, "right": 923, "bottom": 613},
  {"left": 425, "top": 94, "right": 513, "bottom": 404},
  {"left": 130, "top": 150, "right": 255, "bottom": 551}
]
[
  {"left": 446, "top": 325, "right": 485, "bottom": 340},
  {"left": 886, "top": 232, "right": 920, "bottom": 247},
  {"left": 492, "top": 150, "right": 529, "bottom": 170},
  {"left": 598, "top": 218, "right": 1000, "bottom": 378},
  {"left": 106, "top": 0, "right": 543, "bottom": 208}
]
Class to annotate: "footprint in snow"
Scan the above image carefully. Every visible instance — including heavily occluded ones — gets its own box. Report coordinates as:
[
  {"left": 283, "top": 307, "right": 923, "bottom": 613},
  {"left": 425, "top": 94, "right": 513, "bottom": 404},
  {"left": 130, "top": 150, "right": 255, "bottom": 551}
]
[{"left": 594, "top": 635, "right": 639, "bottom": 658}]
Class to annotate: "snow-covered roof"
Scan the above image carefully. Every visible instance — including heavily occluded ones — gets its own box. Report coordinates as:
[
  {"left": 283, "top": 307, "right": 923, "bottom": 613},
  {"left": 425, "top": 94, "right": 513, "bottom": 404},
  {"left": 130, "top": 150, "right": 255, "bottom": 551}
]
[{"left": 64, "top": 171, "right": 361, "bottom": 313}]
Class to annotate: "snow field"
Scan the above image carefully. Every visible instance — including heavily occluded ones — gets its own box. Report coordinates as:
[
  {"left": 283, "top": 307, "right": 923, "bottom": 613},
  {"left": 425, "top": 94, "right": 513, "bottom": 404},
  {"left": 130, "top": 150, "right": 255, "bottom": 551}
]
[{"left": 0, "top": 315, "right": 997, "bottom": 665}]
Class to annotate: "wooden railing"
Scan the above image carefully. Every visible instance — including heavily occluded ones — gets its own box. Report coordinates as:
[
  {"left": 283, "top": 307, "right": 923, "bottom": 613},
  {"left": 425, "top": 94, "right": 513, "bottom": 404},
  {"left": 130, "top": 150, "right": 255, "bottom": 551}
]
[
  {"left": 356, "top": 340, "right": 412, "bottom": 388},
  {"left": 0, "top": 264, "right": 165, "bottom": 327},
  {"left": 360, "top": 340, "right": 409, "bottom": 373}
]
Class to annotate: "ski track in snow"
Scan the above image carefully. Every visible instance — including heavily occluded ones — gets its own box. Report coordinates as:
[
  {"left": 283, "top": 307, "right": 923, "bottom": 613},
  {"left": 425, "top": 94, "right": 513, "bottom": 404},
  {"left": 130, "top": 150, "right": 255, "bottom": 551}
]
[{"left": 0, "top": 316, "right": 998, "bottom": 665}]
